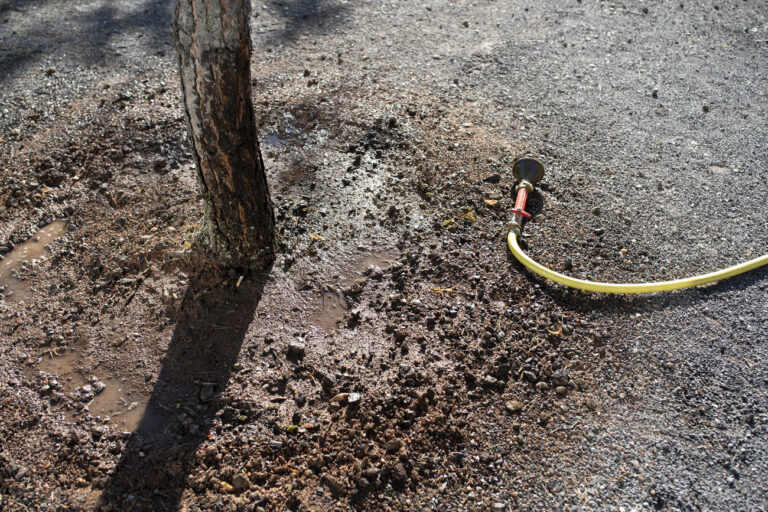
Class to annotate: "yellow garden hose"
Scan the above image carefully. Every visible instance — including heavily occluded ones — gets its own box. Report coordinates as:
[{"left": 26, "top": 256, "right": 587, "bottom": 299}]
[
  {"left": 508, "top": 231, "right": 768, "bottom": 294},
  {"left": 506, "top": 157, "right": 768, "bottom": 294}
]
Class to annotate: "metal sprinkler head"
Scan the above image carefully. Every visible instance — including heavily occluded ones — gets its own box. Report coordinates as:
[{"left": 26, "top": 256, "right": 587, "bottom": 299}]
[
  {"left": 508, "top": 157, "right": 546, "bottom": 236},
  {"left": 512, "top": 157, "right": 546, "bottom": 186}
]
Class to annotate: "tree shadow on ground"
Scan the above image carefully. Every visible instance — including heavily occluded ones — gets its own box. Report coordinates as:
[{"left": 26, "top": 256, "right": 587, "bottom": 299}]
[
  {"left": 97, "top": 264, "right": 271, "bottom": 512},
  {"left": 0, "top": 0, "right": 173, "bottom": 85},
  {"left": 1, "top": 0, "right": 352, "bottom": 86},
  {"left": 265, "top": 0, "right": 351, "bottom": 44}
]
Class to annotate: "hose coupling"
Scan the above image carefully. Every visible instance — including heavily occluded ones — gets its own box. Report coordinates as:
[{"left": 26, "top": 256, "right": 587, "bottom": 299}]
[
  {"left": 515, "top": 181, "right": 534, "bottom": 193},
  {"left": 508, "top": 217, "right": 523, "bottom": 237}
]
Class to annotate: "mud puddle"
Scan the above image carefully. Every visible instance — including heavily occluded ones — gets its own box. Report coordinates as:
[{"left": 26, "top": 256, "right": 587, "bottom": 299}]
[
  {"left": 263, "top": 132, "right": 297, "bottom": 147},
  {"left": 313, "top": 249, "right": 397, "bottom": 330},
  {"left": 0, "top": 220, "right": 67, "bottom": 302},
  {"left": 37, "top": 348, "right": 150, "bottom": 431}
]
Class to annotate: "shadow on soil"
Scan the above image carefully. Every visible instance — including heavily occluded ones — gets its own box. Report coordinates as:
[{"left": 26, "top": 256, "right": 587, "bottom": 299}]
[
  {"left": 97, "top": 264, "right": 271, "bottom": 511},
  {"left": 0, "top": 0, "right": 172, "bottom": 85},
  {"left": 1, "top": 0, "right": 351, "bottom": 85},
  {"left": 266, "top": 0, "right": 351, "bottom": 43}
]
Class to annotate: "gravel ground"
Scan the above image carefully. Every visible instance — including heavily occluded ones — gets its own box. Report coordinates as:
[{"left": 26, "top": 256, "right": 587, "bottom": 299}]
[{"left": 1, "top": 0, "right": 766, "bottom": 510}]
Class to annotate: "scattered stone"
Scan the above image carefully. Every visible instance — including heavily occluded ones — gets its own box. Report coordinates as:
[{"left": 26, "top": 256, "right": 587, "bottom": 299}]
[
  {"left": 329, "top": 393, "right": 350, "bottom": 403},
  {"left": 153, "top": 158, "right": 169, "bottom": 173},
  {"left": 204, "top": 445, "right": 218, "bottom": 461},
  {"left": 391, "top": 463, "right": 408, "bottom": 486},
  {"left": 322, "top": 474, "right": 347, "bottom": 495},
  {"left": 74, "top": 385, "right": 95, "bottom": 402},
  {"left": 347, "top": 392, "right": 362, "bottom": 405},
  {"left": 347, "top": 309, "right": 362, "bottom": 328},
  {"left": 505, "top": 401, "right": 523, "bottom": 413},
  {"left": 364, "top": 265, "right": 384, "bottom": 280},
  {"left": 491, "top": 503, "right": 507, "bottom": 511},
  {"left": 90, "top": 426, "right": 107, "bottom": 441},
  {"left": 496, "top": 363, "right": 511, "bottom": 380},
  {"left": 14, "top": 466, "right": 28, "bottom": 480},
  {"left": 232, "top": 473, "right": 250, "bottom": 491},
  {"left": 385, "top": 439, "right": 403, "bottom": 452},
  {"left": 320, "top": 371, "right": 336, "bottom": 390},
  {"left": 287, "top": 340, "right": 306, "bottom": 357},
  {"left": 68, "top": 429, "right": 81, "bottom": 444},
  {"left": 555, "top": 386, "right": 568, "bottom": 396},
  {"left": 199, "top": 384, "right": 215, "bottom": 402},
  {"left": 308, "top": 456, "right": 325, "bottom": 471},
  {"left": 551, "top": 369, "right": 570, "bottom": 386},
  {"left": 362, "top": 466, "right": 380, "bottom": 481}
]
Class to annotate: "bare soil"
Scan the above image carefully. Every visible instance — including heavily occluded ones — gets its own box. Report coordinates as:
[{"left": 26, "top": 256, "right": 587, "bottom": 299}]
[{"left": 1, "top": 1, "right": 766, "bottom": 511}]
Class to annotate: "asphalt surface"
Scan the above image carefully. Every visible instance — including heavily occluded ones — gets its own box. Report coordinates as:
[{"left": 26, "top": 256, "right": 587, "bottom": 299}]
[{"left": 2, "top": 0, "right": 767, "bottom": 510}]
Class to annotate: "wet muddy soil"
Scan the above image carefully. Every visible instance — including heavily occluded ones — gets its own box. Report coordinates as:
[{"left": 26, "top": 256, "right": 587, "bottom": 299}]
[
  {"left": 0, "top": 220, "right": 68, "bottom": 302},
  {"left": 35, "top": 347, "right": 150, "bottom": 431},
  {"left": 312, "top": 249, "right": 397, "bottom": 331}
]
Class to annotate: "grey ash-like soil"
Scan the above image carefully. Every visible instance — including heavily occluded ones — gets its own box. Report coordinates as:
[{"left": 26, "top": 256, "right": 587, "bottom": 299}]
[{"left": 1, "top": 0, "right": 766, "bottom": 511}]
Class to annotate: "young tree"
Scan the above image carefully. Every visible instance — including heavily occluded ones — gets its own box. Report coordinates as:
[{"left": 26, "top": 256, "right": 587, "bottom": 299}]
[{"left": 173, "top": 0, "right": 274, "bottom": 269}]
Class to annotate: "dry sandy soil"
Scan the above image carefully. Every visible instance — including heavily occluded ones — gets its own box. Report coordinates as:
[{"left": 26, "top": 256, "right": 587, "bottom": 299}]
[{"left": 1, "top": 0, "right": 767, "bottom": 511}]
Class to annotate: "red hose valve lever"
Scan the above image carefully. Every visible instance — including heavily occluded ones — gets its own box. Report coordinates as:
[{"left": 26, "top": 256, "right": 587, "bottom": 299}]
[{"left": 511, "top": 185, "right": 532, "bottom": 218}]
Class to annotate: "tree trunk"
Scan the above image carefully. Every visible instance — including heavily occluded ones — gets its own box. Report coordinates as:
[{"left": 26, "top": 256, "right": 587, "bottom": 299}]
[{"left": 173, "top": 0, "right": 274, "bottom": 269}]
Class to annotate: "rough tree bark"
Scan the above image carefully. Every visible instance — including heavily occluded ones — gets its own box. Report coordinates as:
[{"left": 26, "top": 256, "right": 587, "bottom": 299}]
[{"left": 173, "top": 0, "right": 274, "bottom": 269}]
